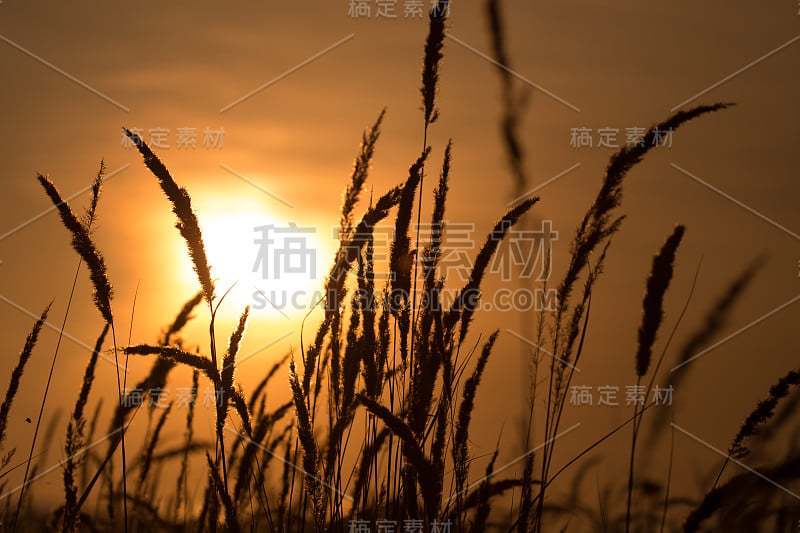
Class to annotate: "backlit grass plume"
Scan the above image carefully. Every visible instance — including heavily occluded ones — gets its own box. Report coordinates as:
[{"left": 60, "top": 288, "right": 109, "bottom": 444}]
[
  {"left": 454, "top": 331, "right": 499, "bottom": 502},
  {"left": 205, "top": 452, "right": 240, "bottom": 533},
  {"left": 83, "top": 159, "right": 105, "bottom": 229},
  {"left": 38, "top": 175, "right": 113, "bottom": 323},
  {"left": 446, "top": 196, "right": 540, "bottom": 345},
  {"left": 218, "top": 306, "right": 250, "bottom": 442},
  {"left": 626, "top": 225, "right": 685, "bottom": 531},
  {"left": 636, "top": 225, "right": 685, "bottom": 377},
  {"left": 713, "top": 368, "right": 800, "bottom": 488},
  {"left": 289, "top": 358, "right": 323, "bottom": 531},
  {"left": 340, "top": 110, "right": 385, "bottom": 232},
  {"left": 390, "top": 149, "right": 430, "bottom": 367},
  {"left": 730, "top": 368, "right": 800, "bottom": 458},
  {"left": 421, "top": 1, "right": 449, "bottom": 126},
  {"left": 63, "top": 324, "right": 109, "bottom": 532},
  {"left": 0, "top": 302, "right": 51, "bottom": 448},
  {"left": 558, "top": 103, "right": 731, "bottom": 321},
  {"left": 123, "top": 128, "right": 215, "bottom": 305}
]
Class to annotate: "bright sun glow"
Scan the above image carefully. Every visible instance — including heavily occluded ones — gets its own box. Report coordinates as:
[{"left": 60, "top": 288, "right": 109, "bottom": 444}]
[{"left": 175, "top": 196, "right": 334, "bottom": 319}]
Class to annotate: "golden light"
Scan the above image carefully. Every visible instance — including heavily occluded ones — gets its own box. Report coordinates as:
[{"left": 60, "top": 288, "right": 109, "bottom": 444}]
[{"left": 173, "top": 194, "right": 334, "bottom": 320}]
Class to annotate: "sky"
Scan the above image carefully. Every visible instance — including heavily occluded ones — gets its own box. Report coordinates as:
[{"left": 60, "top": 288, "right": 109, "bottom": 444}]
[{"left": 1, "top": 0, "right": 799, "bottom": 522}]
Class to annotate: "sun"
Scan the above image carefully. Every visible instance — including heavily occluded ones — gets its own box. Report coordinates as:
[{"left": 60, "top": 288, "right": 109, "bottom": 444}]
[{"left": 174, "top": 197, "right": 333, "bottom": 320}]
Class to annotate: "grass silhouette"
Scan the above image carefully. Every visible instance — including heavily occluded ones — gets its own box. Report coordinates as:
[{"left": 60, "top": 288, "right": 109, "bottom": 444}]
[{"left": 1, "top": 1, "right": 797, "bottom": 532}]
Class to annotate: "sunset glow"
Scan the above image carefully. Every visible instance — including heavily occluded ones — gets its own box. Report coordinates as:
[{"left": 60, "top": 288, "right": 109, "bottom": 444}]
[
  {"left": 172, "top": 198, "right": 334, "bottom": 318},
  {"left": 1, "top": 1, "right": 798, "bottom": 530}
]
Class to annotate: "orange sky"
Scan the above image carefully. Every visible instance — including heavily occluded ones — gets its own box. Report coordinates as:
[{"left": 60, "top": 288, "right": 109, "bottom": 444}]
[{"left": 1, "top": 0, "right": 799, "bottom": 519}]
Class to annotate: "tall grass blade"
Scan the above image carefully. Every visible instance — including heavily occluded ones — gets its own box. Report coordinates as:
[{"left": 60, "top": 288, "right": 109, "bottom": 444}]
[
  {"left": 0, "top": 302, "right": 51, "bottom": 448},
  {"left": 123, "top": 128, "right": 215, "bottom": 305}
]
